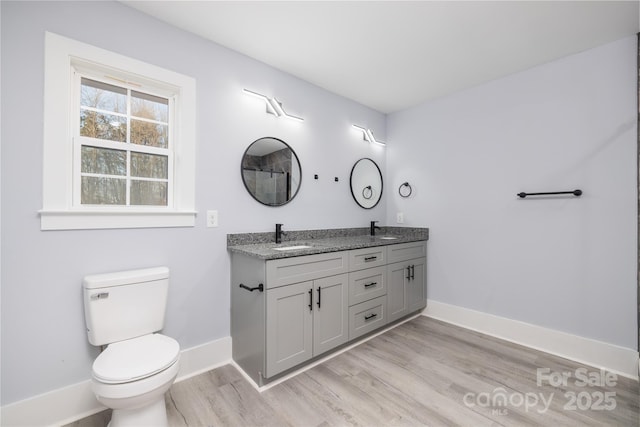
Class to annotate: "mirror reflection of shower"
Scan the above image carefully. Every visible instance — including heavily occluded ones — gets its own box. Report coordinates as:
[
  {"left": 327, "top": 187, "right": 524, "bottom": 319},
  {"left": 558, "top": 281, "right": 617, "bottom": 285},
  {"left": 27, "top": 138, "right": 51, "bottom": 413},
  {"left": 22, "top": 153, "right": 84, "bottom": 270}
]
[{"left": 244, "top": 169, "right": 291, "bottom": 205}]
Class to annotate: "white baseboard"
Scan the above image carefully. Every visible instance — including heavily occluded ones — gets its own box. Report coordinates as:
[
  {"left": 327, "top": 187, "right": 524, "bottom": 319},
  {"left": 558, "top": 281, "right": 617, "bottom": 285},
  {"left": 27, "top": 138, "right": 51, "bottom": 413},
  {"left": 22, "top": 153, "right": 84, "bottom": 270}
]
[
  {"left": 0, "top": 336, "right": 232, "bottom": 427},
  {"left": 424, "top": 300, "right": 639, "bottom": 380},
  {"left": 1, "top": 381, "right": 100, "bottom": 427},
  {"left": 175, "top": 336, "right": 232, "bottom": 382}
]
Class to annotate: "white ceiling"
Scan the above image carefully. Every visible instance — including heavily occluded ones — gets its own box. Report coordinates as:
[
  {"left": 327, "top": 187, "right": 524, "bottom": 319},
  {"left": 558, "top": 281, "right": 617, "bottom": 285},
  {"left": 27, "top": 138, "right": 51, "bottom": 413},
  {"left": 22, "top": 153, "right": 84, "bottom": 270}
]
[{"left": 122, "top": 1, "right": 639, "bottom": 114}]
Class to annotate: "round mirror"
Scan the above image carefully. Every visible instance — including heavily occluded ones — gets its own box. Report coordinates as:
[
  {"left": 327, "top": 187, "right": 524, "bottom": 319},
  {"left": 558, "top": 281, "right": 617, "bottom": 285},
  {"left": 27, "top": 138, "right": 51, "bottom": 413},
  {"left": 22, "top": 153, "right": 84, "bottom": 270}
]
[
  {"left": 241, "top": 137, "right": 302, "bottom": 206},
  {"left": 350, "top": 158, "right": 383, "bottom": 209}
]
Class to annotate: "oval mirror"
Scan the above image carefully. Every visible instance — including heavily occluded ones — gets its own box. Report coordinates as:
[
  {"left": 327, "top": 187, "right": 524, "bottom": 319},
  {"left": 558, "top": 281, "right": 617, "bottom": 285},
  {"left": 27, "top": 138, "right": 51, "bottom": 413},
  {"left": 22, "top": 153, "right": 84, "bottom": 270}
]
[
  {"left": 241, "top": 137, "right": 302, "bottom": 206},
  {"left": 350, "top": 158, "right": 383, "bottom": 209}
]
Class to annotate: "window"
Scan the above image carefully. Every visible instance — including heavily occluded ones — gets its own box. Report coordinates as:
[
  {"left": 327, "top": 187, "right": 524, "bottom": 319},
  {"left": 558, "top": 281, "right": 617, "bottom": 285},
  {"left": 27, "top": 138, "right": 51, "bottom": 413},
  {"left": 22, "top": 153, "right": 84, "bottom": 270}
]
[
  {"left": 41, "top": 32, "right": 196, "bottom": 230},
  {"left": 76, "top": 77, "right": 171, "bottom": 207}
]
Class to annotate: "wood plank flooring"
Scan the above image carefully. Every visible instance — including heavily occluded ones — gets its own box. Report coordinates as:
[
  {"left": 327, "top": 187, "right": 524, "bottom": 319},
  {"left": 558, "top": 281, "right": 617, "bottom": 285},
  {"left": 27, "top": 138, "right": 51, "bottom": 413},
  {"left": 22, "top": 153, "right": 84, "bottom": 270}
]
[{"left": 66, "top": 316, "right": 639, "bottom": 426}]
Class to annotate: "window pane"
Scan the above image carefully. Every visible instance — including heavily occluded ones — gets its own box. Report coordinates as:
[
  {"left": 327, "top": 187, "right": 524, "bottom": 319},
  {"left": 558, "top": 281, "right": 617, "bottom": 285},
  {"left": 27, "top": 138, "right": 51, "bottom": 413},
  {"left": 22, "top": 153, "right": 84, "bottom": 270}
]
[
  {"left": 81, "top": 78, "right": 126, "bottom": 113},
  {"left": 131, "top": 152, "right": 168, "bottom": 179},
  {"left": 81, "top": 146, "right": 126, "bottom": 176},
  {"left": 131, "top": 91, "right": 168, "bottom": 122},
  {"left": 131, "top": 152, "right": 169, "bottom": 179},
  {"left": 130, "top": 119, "right": 168, "bottom": 148},
  {"left": 131, "top": 180, "right": 168, "bottom": 206},
  {"left": 81, "top": 176, "right": 126, "bottom": 205},
  {"left": 80, "top": 110, "right": 127, "bottom": 142}
]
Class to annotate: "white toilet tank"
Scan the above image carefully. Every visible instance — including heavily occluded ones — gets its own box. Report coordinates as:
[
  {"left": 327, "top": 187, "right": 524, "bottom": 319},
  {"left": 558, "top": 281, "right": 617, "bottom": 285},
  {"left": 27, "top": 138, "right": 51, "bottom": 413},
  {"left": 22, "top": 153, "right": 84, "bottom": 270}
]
[{"left": 83, "top": 267, "right": 170, "bottom": 346}]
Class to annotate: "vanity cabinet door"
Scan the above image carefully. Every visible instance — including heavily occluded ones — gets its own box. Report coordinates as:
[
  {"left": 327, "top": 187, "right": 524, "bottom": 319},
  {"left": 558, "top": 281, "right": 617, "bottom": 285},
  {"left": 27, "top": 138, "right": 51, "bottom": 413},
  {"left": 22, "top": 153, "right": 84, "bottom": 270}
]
[
  {"left": 265, "top": 281, "right": 313, "bottom": 377},
  {"left": 407, "top": 257, "right": 426, "bottom": 313},
  {"left": 313, "top": 274, "right": 349, "bottom": 356},
  {"left": 265, "top": 274, "right": 348, "bottom": 377},
  {"left": 387, "top": 257, "right": 427, "bottom": 323},
  {"left": 386, "top": 261, "right": 409, "bottom": 323}
]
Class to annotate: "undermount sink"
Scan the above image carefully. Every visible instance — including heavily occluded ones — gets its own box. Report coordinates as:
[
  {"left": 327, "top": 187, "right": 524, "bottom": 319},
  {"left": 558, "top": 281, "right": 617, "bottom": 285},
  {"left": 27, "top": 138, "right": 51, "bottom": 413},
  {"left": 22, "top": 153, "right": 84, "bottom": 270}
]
[{"left": 273, "top": 245, "right": 313, "bottom": 251}]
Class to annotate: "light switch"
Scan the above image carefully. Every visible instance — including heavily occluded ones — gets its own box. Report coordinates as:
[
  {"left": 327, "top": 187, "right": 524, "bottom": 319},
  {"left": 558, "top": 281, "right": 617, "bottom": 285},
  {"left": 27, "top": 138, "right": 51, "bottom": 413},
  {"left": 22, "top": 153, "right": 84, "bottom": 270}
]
[{"left": 207, "top": 210, "right": 219, "bottom": 227}]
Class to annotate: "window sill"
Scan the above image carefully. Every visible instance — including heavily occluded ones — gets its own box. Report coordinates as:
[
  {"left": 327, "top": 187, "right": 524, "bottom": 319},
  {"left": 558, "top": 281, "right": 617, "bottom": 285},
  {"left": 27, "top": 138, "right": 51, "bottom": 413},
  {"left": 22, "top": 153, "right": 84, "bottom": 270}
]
[{"left": 39, "top": 209, "right": 197, "bottom": 231}]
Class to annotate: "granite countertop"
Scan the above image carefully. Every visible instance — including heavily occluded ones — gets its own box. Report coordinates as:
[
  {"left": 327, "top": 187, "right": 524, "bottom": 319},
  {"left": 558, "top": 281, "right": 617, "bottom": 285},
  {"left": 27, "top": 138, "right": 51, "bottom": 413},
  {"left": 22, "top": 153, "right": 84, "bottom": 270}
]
[{"left": 227, "top": 227, "right": 429, "bottom": 260}]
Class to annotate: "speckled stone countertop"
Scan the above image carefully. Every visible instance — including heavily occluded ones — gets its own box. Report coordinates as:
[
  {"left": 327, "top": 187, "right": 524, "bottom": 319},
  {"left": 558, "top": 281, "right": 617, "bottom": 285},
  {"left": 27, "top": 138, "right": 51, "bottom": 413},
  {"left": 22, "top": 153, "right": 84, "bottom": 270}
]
[{"left": 227, "top": 227, "right": 429, "bottom": 260}]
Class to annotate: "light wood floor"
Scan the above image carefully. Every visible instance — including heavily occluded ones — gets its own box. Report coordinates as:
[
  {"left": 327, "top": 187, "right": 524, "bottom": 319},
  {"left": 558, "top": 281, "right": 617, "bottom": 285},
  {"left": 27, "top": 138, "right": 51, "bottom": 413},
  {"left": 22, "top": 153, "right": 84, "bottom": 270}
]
[{"left": 67, "top": 316, "right": 639, "bottom": 426}]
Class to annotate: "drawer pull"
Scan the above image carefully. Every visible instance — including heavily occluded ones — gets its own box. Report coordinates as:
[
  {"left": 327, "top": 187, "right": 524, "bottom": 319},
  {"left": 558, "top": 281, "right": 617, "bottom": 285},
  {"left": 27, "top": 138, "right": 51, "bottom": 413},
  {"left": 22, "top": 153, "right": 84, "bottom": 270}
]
[
  {"left": 364, "top": 281, "right": 377, "bottom": 288},
  {"left": 364, "top": 256, "right": 377, "bottom": 262},
  {"left": 364, "top": 313, "right": 377, "bottom": 321}
]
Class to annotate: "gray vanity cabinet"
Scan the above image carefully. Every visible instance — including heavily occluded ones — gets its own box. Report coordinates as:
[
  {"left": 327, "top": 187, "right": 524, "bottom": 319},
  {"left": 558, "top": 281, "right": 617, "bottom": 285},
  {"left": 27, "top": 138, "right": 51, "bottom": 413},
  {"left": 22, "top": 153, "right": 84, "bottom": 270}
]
[
  {"left": 386, "top": 241, "right": 428, "bottom": 323},
  {"left": 230, "top": 238, "right": 427, "bottom": 387}
]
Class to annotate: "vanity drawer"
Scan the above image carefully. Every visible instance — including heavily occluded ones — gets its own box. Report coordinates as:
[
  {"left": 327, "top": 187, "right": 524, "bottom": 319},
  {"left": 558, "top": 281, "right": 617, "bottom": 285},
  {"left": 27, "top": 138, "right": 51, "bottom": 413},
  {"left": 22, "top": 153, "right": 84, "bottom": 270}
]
[
  {"left": 266, "top": 252, "right": 348, "bottom": 289},
  {"left": 349, "top": 246, "right": 387, "bottom": 271},
  {"left": 387, "top": 241, "right": 427, "bottom": 264},
  {"left": 348, "top": 296, "right": 387, "bottom": 340},
  {"left": 348, "top": 266, "right": 386, "bottom": 306}
]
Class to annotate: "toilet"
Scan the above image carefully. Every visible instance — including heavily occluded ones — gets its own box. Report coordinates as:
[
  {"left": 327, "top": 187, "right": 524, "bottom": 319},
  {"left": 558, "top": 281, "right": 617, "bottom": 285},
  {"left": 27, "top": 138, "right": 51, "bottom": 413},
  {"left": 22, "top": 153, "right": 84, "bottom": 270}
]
[{"left": 82, "top": 267, "right": 180, "bottom": 427}]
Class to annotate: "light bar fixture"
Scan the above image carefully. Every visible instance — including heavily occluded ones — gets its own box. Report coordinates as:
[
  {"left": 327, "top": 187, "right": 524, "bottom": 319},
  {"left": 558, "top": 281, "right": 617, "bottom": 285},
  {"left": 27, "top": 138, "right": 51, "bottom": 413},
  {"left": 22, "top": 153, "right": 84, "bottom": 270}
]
[
  {"left": 243, "top": 89, "right": 304, "bottom": 122},
  {"left": 352, "top": 124, "right": 385, "bottom": 145}
]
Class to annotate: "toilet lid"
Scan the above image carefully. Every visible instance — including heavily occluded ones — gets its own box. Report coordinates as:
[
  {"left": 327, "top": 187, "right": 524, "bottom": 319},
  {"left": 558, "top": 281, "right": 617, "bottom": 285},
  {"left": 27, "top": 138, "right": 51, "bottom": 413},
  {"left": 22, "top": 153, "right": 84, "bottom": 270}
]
[{"left": 93, "top": 334, "right": 180, "bottom": 384}]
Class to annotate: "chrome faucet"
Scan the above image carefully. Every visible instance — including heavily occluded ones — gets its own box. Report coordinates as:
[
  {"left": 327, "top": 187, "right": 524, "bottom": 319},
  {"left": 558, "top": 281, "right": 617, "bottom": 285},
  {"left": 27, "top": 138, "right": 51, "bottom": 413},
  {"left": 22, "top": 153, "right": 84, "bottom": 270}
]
[
  {"left": 370, "top": 221, "right": 381, "bottom": 236},
  {"left": 275, "top": 223, "right": 286, "bottom": 243}
]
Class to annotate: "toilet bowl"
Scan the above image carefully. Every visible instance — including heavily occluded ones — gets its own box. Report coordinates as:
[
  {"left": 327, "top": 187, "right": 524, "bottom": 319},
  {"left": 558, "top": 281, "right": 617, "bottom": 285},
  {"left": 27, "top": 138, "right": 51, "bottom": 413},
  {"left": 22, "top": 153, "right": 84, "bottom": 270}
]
[
  {"left": 82, "top": 267, "right": 180, "bottom": 427},
  {"left": 92, "top": 334, "right": 180, "bottom": 426}
]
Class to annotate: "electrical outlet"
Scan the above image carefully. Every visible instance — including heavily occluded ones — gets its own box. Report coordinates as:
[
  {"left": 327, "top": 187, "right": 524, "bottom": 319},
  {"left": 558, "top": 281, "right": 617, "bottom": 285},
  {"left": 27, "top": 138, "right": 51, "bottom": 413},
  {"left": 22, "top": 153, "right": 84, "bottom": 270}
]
[
  {"left": 396, "top": 212, "right": 404, "bottom": 224},
  {"left": 206, "top": 210, "right": 219, "bottom": 227}
]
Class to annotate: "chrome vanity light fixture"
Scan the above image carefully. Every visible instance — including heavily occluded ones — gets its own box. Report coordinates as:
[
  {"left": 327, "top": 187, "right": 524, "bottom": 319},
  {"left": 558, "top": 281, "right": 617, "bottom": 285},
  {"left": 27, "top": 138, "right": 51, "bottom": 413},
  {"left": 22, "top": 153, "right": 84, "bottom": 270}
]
[
  {"left": 243, "top": 89, "right": 304, "bottom": 122},
  {"left": 352, "top": 124, "right": 385, "bottom": 146}
]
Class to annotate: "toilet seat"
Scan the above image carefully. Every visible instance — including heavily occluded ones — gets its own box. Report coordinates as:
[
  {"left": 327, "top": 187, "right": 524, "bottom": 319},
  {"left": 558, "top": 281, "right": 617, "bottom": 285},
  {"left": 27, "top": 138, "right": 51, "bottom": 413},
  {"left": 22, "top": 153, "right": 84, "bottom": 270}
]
[{"left": 93, "top": 334, "right": 180, "bottom": 384}]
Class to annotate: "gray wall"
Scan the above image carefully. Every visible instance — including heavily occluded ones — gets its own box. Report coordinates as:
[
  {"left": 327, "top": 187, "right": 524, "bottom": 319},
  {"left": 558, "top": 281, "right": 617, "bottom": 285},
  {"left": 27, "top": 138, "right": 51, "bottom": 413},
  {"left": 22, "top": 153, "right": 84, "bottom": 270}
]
[
  {"left": 387, "top": 36, "right": 637, "bottom": 350},
  {"left": 0, "top": 1, "right": 386, "bottom": 405}
]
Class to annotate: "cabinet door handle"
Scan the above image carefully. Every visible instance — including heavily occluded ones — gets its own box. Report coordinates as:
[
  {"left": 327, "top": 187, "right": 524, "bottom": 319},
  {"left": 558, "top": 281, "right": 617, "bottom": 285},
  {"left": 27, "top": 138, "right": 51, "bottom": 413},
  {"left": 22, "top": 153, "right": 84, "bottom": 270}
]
[
  {"left": 364, "top": 256, "right": 377, "bottom": 262},
  {"left": 317, "top": 286, "right": 321, "bottom": 308},
  {"left": 406, "top": 266, "right": 411, "bottom": 281},
  {"left": 410, "top": 265, "right": 415, "bottom": 280},
  {"left": 308, "top": 288, "right": 313, "bottom": 311},
  {"left": 364, "top": 281, "right": 377, "bottom": 288},
  {"left": 364, "top": 313, "right": 377, "bottom": 321}
]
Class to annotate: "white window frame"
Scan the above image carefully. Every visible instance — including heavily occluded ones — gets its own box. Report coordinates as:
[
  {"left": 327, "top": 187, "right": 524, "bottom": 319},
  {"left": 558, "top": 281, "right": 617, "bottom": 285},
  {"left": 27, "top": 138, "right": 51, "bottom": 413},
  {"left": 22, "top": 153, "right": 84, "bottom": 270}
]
[
  {"left": 40, "top": 32, "right": 196, "bottom": 230},
  {"left": 72, "top": 70, "right": 174, "bottom": 208}
]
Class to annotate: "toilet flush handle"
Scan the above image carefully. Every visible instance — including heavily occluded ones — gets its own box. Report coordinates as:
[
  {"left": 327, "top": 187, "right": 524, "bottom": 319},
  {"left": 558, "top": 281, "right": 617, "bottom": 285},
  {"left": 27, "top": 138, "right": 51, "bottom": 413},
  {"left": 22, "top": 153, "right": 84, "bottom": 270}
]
[{"left": 90, "top": 292, "right": 109, "bottom": 300}]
